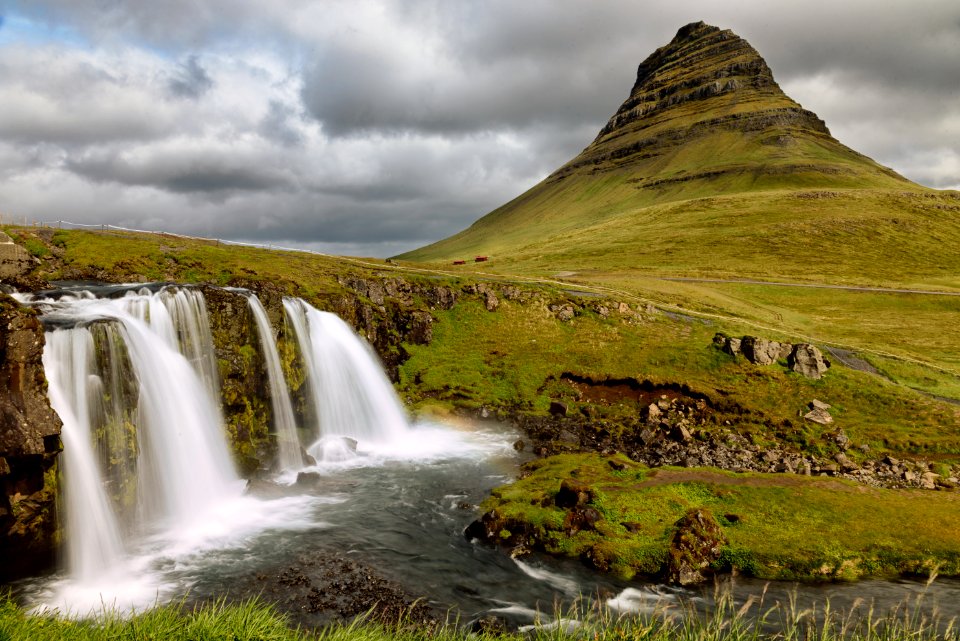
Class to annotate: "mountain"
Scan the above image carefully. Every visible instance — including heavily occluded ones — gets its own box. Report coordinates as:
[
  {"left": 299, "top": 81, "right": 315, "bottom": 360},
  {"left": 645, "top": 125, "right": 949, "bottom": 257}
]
[{"left": 400, "top": 22, "right": 959, "bottom": 284}]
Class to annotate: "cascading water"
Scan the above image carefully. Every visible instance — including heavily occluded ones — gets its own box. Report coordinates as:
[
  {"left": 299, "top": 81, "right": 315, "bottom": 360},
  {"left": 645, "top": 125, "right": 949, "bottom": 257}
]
[
  {"left": 120, "top": 305, "right": 238, "bottom": 525},
  {"left": 282, "top": 298, "right": 408, "bottom": 461},
  {"left": 42, "top": 329, "right": 126, "bottom": 583},
  {"left": 246, "top": 294, "right": 302, "bottom": 472},
  {"left": 29, "top": 286, "right": 243, "bottom": 602}
]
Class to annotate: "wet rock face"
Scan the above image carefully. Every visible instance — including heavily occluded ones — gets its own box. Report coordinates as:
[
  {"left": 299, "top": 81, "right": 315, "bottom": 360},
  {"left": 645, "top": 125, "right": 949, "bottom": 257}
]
[
  {"left": 201, "top": 285, "right": 272, "bottom": 476},
  {"left": 0, "top": 292, "right": 62, "bottom": 579},
  {"left": 665, "top": 508, "right": 728, "bottom": 585}
]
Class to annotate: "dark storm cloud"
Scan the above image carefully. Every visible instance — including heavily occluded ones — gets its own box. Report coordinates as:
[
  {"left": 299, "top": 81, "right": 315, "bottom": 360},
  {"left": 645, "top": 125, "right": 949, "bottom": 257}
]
[
  {"left": 168, "top": 56, "right": 214, "bottom": 99},
  {"left": 66, "top": 148, "right": 293, "bottom": 194}
]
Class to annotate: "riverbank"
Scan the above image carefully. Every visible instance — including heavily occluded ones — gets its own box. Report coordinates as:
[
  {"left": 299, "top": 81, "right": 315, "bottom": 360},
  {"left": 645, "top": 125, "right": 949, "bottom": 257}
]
[{"left": 466, "top": 452, "right": 960, "bottom": 584}]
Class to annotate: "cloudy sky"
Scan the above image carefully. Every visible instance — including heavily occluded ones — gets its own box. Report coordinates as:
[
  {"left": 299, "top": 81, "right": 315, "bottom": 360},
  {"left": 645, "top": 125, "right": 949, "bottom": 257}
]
[{"left": 0, "top": 1, "right": 957, "bottom": 257}]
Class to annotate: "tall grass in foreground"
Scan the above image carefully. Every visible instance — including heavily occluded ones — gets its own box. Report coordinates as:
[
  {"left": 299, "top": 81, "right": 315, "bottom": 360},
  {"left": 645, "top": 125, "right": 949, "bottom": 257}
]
[{"left": 1, "top": 583, "right": 956, "bottom": 641}]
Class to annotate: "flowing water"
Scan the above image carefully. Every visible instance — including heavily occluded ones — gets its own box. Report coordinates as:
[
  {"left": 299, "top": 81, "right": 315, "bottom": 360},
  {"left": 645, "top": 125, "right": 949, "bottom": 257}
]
[
  {"left": 283, "top": 298, "right": 409, "bottom": 462},
  {"left": 246, "top": 293, "right": 302, "bottom": 472},
  {"left": 11, "top": 283, "right": 960, "bottom": 627}
]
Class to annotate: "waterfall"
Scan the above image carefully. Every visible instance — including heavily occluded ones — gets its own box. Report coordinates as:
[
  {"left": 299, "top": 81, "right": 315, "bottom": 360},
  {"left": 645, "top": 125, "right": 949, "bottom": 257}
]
[
  {"left": 120, "top": 309, "right": 238, "bottom": 525},
  {"left": 283, "top": 298, "right": 408, "bottom": 459},
  {"left": 124, "top": 288, "right": 223, "bottom": 414},
  {"left": 26, "top": 283, "right": 416, "bottom": 609},
  {"left": 36, "top": 286, "right": 240, "bottom": 555},
  {"left": 246, "top": 294, "right": 302, "bottom": 471},
  {"left": 42, "top": 329, "right": 126, "bottom": 582}
]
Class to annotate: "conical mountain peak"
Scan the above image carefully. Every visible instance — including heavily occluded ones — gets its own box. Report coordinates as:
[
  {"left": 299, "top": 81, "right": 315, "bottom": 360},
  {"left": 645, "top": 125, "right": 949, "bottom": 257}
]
[
  {"left": 401, "top": 22, "right": 916, "bottom": 266},
  {"left": 552, "top": 21, "right": 844, "bottom": 183}
]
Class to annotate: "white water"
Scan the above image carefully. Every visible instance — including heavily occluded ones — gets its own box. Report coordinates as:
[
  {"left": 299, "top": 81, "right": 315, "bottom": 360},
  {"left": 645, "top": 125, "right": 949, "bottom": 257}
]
[
  {"left": 283, "top": 298, "right": 408, "bottom": 462},
  {"left": 42, "top": 329, "right": 126, "bottom": 583},
  {"left": 121, "top": 307, "right": 239, "bottom": 525},
  {"left": 30, "top": 286, "right": 252, "bottom": 612},
  {"left": 246, "top": 294, "right": 302, "bottom": 472}
]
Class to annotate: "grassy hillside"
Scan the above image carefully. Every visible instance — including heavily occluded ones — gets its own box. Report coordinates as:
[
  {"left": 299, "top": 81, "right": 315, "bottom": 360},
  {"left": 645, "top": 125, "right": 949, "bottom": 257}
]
[{"left": 403, "top": 188, "right": 960, "bottom": 286}]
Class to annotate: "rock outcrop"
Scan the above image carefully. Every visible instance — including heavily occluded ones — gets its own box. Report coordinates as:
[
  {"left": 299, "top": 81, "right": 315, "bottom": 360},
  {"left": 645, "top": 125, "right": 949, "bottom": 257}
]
[
  {"left": 0, "top": 292, "right": 62, "bottom": 579},
  {"left": 789, "top": 343, "right": 830, "bottom": 379},
  {"left": 0, "top": 231, "right": 38, "bottom": 286},
  {"left": 714, "top": 333, "right": 831, "bottom": 379},
  {"left": 739, "top": 336, "right": 791, "bottom": 365},
  {"left": 665, "top": 508, "right": 728, "bottom": 585}
]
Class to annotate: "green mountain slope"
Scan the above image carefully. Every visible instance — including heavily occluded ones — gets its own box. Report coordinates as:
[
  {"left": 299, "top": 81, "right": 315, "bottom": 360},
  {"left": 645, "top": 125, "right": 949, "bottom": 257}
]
[{"left": 400, "top": 22, "right": 959, "bottom": 284}]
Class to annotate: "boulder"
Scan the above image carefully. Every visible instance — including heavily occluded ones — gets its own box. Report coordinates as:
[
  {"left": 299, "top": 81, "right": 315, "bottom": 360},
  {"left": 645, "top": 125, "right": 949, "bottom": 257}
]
[
  {"left": 295, "top": 471, "right": 322, "bottom": 486},
  {"left": 463, "top": 283, "right": 499, "bottom": 311},
  {"left": 670, "top": 424, "right": 692, "bottom": 443},
  {"left": 724, "top": 337, "right": 742, "bottom": 356},
  {"left": 562, "top": 506, "right": 601, "bottom": 534},
  {"left": 804, "top": 407, "right": 833, "bottom": 425},
  {"left": 423, "top": 286, "right": 457, "bottom": 310},
  {"left": 664, "top": 508, "right": 728, "bottom": 585},
  {"left": 405, "top": 311, "right": 433, "bottom": 345},
  {"left": 740, "top": 336, "right": 787, "bottom": 365},
  {"left": 789, "top": 344, "right": 830, "bottom": 379},
  {"left": 552, "top": 304, "right": 575, "bottom": 322},
  {"left": 920, "top": 472, "right": 940, "bottom": 490},
  {"left": 645, "top": 403, "right": 662, "bottom": 424}
]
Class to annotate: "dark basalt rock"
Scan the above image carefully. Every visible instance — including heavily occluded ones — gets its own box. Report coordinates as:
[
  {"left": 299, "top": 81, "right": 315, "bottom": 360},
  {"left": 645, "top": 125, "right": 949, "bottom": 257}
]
[
  {"left": 199, "top": 549, "right": 438, "bottom": 630},
  {"left": 562, "top": 506, "right": 601, "bottom": 534},
  {"left": 0, "top": 292, "right": 62, "bottom": 580}
]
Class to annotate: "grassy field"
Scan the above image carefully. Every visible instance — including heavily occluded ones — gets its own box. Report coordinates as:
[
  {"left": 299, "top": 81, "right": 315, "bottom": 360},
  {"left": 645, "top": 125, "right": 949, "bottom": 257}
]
[
  {"left": 399, "top": 298, "right": 960, "bottom": 459},
  {"left": 479, "top": 453, "right": 960, "bottom": 581}
]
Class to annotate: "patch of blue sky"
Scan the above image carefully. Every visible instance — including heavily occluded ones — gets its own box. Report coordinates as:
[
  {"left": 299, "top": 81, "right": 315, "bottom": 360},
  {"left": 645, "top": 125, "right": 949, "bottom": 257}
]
[{"left": 0, "top": 10, "right": 90, "bottom": 48}]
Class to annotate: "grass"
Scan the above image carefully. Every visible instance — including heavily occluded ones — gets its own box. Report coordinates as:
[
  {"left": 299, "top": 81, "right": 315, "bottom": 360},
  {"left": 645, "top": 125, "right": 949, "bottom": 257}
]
[
  {"left": 401, "top": 189, "right": 960, "bottom": 288},
  {"left": 399, "top": 298, "right": 960, "bottom": 459},
  {"left": 480, "top": 452, "right": 960, "bottom": 581},
  {"left": 2, "top": 589, "right": 956, "bottom": 641},
  {"left": 0, "top": 597, "right": 304, "bottom": 641}
]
